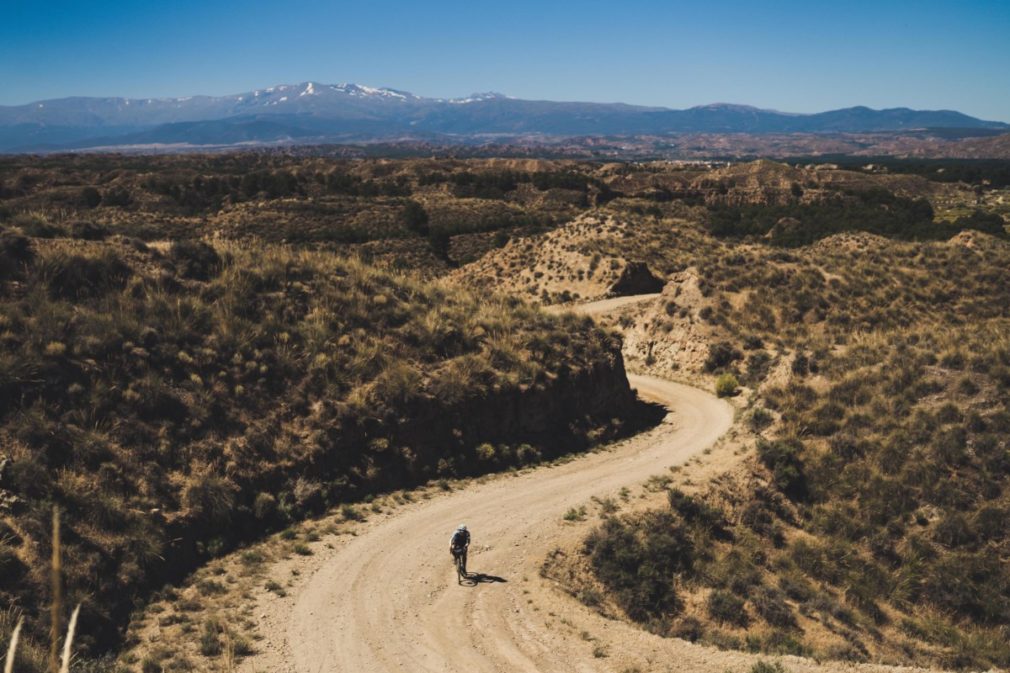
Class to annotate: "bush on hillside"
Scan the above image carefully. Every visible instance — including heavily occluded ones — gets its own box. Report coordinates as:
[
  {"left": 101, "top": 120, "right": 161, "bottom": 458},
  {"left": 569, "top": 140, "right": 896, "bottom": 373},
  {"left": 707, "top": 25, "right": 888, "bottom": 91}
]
[
  {"left": 0, "top": 229, "right": 33, "bottom": 279},
  {"left": 170, "top": 240, "right": 222, "bottom": 280},
  {"left": 401, "top": 199, "right": 429, "bottom": 235},
  {"left": 10, "top": 212, "right": 65, "bottom": 238},
  {"left": 69, "top": 220, "right": 110, "bottom": 240},
  {"left": 707, "top": 589, "right": 748, "bottom": 626},
  {"left": 756, "top": 439, "right": 807, "bottom": 500},
  {"left": 705, "top": 341, "right": 742, "bottom": 373},
  {"left": 584, "top": 512, "right": 693, "bottom": 624},
  {"left": 34, "top": 249, "right": 132, "bottom": 300},
  {"left": 715, "top": 373, "right": 740, "bottom": 397}
]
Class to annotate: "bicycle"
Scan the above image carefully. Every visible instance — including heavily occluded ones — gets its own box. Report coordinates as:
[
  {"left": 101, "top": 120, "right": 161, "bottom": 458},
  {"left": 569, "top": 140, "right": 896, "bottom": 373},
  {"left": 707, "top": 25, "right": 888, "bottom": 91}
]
[{"left": 452, "top": 548, "right": 467, "bottom": 583}]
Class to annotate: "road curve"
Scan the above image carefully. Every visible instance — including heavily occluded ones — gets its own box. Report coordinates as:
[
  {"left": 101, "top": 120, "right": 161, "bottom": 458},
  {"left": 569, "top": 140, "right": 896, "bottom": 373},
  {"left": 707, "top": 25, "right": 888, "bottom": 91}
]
[
  {"left": 243, "top": 293, "right": 933, "bottom": 673},
  {"left": 276, "top": 375, "right": 732, "bottom": 673},
  {"left": 545, "top": 292, "right": 661, "bottom": 317}
]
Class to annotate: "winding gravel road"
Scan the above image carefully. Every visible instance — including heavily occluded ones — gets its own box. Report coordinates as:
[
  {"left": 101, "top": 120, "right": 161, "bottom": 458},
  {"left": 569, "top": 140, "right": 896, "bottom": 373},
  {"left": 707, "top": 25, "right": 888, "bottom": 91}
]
[
  {"left": 241, "top": 294, "right": 935, "bottom": 673},
  {"left": 280, "top": 375, "right": 732, "bottom": 673}
]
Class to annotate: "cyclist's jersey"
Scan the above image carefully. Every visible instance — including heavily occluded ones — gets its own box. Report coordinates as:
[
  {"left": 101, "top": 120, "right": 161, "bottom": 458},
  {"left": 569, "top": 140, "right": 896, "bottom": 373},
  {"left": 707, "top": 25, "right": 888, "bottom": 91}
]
[{"left": 450, "top": 529, "right": 470, "bottom": 551}]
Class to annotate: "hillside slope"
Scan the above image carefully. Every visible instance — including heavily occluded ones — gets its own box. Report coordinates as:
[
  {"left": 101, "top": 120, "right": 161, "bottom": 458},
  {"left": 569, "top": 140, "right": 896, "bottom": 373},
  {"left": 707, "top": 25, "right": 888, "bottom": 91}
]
[
  {"left": 0, "top": 231, "right": 636, "bottom": 663},
  {"left": 475, "top": 203, "right": 1010, "bottom": 667}
]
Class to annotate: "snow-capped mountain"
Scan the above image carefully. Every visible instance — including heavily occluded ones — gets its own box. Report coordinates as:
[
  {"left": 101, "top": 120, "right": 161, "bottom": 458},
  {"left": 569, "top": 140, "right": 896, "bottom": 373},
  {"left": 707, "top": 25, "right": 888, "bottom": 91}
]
[{"left": 0, "top": 82, "right": 1005, "bottom": 152}]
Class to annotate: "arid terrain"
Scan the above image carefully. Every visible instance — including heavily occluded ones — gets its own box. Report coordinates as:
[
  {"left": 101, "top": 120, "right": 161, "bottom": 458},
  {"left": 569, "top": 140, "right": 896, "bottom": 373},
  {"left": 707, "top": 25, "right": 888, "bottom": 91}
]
[
  {"left": 3, "top": 154, "right": 1010, "bottom": 673},
  {"left": 279, "top": 131, "right": 1010, "bottom": 163}
]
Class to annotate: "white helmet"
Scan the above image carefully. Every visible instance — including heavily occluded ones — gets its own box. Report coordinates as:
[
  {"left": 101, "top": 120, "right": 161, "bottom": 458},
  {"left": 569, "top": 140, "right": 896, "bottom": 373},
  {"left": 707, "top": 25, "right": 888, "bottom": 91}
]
[{"left": 457, "top": 524, "right": 467, "bottom": 532}]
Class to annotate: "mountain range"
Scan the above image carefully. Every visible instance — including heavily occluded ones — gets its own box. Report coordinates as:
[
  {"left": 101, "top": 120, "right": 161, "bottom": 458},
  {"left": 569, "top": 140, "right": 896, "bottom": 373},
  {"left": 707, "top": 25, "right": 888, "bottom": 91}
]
[{"left": 1, "top": 82, "right": 1007, "bottom": 152}]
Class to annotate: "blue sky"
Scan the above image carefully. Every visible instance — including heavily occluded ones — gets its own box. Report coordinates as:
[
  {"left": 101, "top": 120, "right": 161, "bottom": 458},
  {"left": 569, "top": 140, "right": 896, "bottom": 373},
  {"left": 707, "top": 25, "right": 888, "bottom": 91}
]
[{"left": 2, "top": 0, "right": 1008, "bottom": 120}]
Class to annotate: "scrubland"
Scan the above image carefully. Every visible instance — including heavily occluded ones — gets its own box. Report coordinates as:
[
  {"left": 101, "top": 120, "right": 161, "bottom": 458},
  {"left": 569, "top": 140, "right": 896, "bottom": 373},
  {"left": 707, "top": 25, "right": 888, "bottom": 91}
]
[{"left": 2, "top": 153, "right": 1009, "bottom": 671}]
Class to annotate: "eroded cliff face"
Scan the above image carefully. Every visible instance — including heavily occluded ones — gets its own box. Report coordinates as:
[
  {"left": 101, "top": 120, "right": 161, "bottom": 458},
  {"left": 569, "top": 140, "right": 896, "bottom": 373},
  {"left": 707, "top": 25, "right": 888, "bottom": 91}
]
[
  {"left": 390, "top": 344, "right": 635, "bottom": 459},
  {"left": 231, "top": 335, "right": 637, "bottom": 502}
]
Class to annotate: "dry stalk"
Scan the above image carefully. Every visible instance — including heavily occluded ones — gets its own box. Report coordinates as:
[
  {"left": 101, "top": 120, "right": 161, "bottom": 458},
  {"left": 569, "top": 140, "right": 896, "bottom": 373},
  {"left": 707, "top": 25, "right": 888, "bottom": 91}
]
[
  {"left": 49, "top": 507, "right": 62, "bottom": 673},
  {"left": 222, "top": 623, "right": 235, "bottom": 673},
  {"left": 3, "top": 618, "right": 23, "bottom": 673}
]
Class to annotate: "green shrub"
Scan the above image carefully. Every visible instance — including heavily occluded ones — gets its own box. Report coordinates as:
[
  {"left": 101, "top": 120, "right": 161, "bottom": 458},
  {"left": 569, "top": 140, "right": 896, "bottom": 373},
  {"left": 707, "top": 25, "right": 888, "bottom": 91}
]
[
  {"left": 777, "top": 574, "right": 814, "bottom": 603},
  {"left": 182, "top": 471, "right": 237, "bottom": 526},
  {"left": 232, "top": 635, "right": 254, "bottom": 657},
  {"left": 745, "top": 351, "right": 773, "bottom": 383},
  {"left": 672, "top": 616, "right": 704, "bottom": 642},
  {"left": 80, "top": 186, "right": 102, "bottom": 209},
  {"left": 563, "top": 506, "right": 587, "bottom": 522},
  {"left": 341, "top": 504, "right": 365, "bottom": 522},
  {"left": 711, "top": 551, "right": 763, "bottom": 596},
  {"left": 141, "top": 656, "right": 163, "bottom": 673},
  {"left": 196, "top": 579, "right": 226, "bottom": 596},
  {"left": 953, "top": 209, "right": 1007, "bottom": 235},
  {"left": 199, "top": 620, "right": 222, "bottom": 657},
  {"left": 401, "top": 200, "right": 429, "bottom": 234},
  {"left": 667, "top": 489, "right": 725, "bottom": 536},
  {"left": 715, "top": 373, "right": 740, "bottom": 398},
  {"left": 706, "top": 190, "right": 940, "bottom": 246},
  {"left": 576, "top": 587, "right": 603, "bottom": 607}
]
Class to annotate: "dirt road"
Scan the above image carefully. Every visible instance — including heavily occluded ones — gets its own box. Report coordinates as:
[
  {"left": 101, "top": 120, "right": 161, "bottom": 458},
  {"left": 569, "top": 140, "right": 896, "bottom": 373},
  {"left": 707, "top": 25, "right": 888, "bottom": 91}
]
[
  {"left": 546, "top": 292, "right": 661, "bottom": 317},
  {"left": 239, "top": 295, "right": 934, "bottom": 673},
  {"left": 265, "top": 376, "right": 732, "bottom": 673}
]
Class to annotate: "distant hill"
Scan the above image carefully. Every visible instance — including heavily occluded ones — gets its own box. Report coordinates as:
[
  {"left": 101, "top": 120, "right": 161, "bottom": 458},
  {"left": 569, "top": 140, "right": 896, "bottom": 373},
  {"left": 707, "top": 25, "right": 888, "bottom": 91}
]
[{"left": 0, "top": 82, "right": 1007, "bottom": 152}]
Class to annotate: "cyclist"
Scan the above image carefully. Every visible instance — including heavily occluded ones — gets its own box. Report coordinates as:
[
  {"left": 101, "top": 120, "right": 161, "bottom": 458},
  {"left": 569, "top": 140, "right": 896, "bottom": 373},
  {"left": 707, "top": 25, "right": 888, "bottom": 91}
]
[{"left": 449, "top": 524, "right": 470, "bottom": 576}]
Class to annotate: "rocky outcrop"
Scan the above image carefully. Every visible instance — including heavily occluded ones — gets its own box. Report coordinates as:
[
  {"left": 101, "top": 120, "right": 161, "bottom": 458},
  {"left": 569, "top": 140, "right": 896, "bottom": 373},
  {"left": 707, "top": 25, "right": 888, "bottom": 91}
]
[{"left": 612, "top": 268, "right": 717, "bottom": 381}]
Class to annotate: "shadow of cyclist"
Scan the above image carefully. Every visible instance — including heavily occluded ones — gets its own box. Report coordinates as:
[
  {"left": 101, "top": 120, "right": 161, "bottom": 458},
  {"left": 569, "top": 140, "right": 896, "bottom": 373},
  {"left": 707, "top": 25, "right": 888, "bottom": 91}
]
[{"left": 459, "top": 571, "right": 508, "bottom": 587}]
